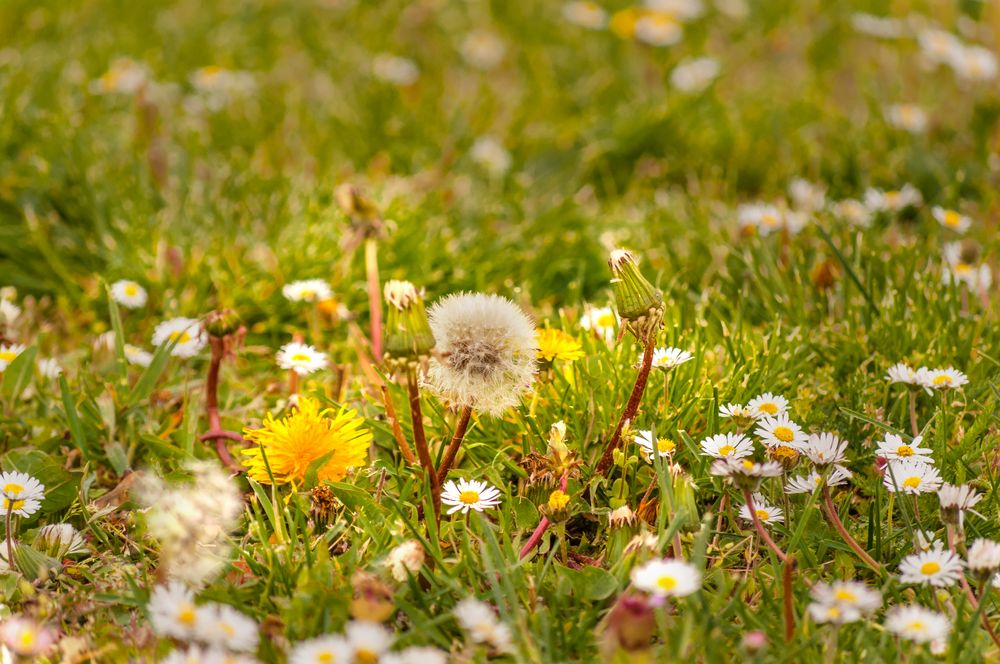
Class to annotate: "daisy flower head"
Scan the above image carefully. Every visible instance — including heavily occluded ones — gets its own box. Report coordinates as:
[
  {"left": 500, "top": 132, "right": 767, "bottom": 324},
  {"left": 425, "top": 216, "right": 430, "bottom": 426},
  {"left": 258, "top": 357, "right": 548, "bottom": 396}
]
[
  {"left": 440, "top": 478, "right": 502, "bottom": 515},
  {"left": 562, "top": 2, "right": 608, "bottom": 30},
  {"left": 746, "top": 392, "right": 788, "bottom": 419},
  {"left": 37, "top": 358, "right": 62, "bottom": 380},
  {"left": 669, "top": 57, "right": 720, "bottom": 93},
  {"left": 460, "top": 30, "right": 506, "bottom": 71},
  {"left": 0, "top": 298, "right": 20, "bottom": 326},
  {"left": 884, "top": 460, "right": 941, "bottom": 495},
  {"left": 864, "top": 185, "right": 922, "bottom": 213},
  {"left": 345, "top": 620, "right": 394, "bottom": 663},
  {"left": 124, "top": 344, "right": 154, "bottom": 367},
  {"left": 649, "top": 346, "right": 693, "bottom": 370},
  {"left": 384, "top": 540, "right": 425, "bottom": 582},
  {"left": 851, "top": 12, "right": 905, "bottom": 39},
  {"left": 0, "top": 343, "right": 26, "bottom": 372},
  {"left": 898, "top": 544, "right": 963, "bottom": 587},
  {"left": 831, "top": 199, "right": 873, "bottom": 228},
  {"left": 710, "top": 457, "right": 783, "bottom": 490},
  {"left": 917, "top": 28, "right": 963, "bottom": 67},
  {"left": 938, "top": 483, "right": 982, "bottom": 526},
  {"left": 949, "top": 44, "right": 998, "bottom": 82},
  {"left": 110, "top": 279, "right": 148, "bottom": 309},
  {"left": 737, "top": 203, "right": 785, "bottom": 237},
  {"left": 33, "top": 523, "right": 87, "bottom": 559},
  {"left": 282, "top": 279, "right": 332, "bottom": 303},
  {"left": 276, "top": 342, "right": 327, "bottom": 376},
  {"left": 925, "top": 367, "right": 968, "bottom": 391},
  {"left": 885, "top": 104, "right": 928, "bottom": 133},
  {"left": 536, "top": 329, "right": 585, "bottom": 363},
  {"left": 242, "top": 397, "right": 372, "bottom": 485},
  {"left": 941, "top": 243, "right": 992, "bottom": 292},
  {"left": 90, "top": 58, "right": 150, "bottom": 95},
  {"left": 808, "top": 600, "right": 860, "bottom": 625},
  {"left": 470, "top": 136, "right": 512, "bottom": 177},
  {"left": 0, "top": 617, "right": 58, "bottom": 657},
  {"left": 633, "top": 11, "right": 683, "bottom": 47},
  {"left": 932, "top": 206, "right": 972, "bottom": 233},
  {"left": 787, "top": 178, "right": 826, "bottom": 212},
  {"left": 885, "top": 362, "right": 928, "bottom": 388},
  {"left": 876, "top": 433, "right": 933, "bottom": 464},
  {"left": 0, "top": 471, "right": 44, "bottom": 517},
  {"left": 635, "top": 429, "right": 676, "bottom": 461},
  {"left": 425, "top": 293, "right": 537, "bottom": 417},
  {"left": 194, "top": 603, "right": 259, "bottom": 653},
  {"left": 632, "top": 558, "right": 701, "bottom": 598},
  {"left": 382, "top": 646, "right": 450, "bottom": 664},
  {"left": 738, "top": 492, "right": 783, "bottom": 525},
  {"left": 784, "top": 466, "right": 852, "bottom": 494},
  {"left": 718, "top": 403, "right": 756, "bottom": 429},
  {"left": 811, "top": 580, "right": 881, "bottom": 619},
  {"left": 802, "top": 432, "right": 848, "bottom": 467},
  {"left": 699, "top": 433, "right": 754, "bottom": 460},
  {"left": 372, "top": 53, "right": 419, "bottom": 86},
  {"left": 288, "top": 635, "right": 353, "bottom": 664},
  {"left": 885, "top": 605, "right": 950, "bottom": 644},
  {"left": 967, "top": 539, "right": 1000, "bottom": 578},
  {"left": 148, "top": 581, "right": 200, "bottom": 640},
  {"left": 754, "top": 415, "right": 806, "bottom": 450},
  {"left": 579, "top": 305, "right": 617, "bottom": 342},
  {"left": 152, "top": 317, "right": 206, "bottom": 358},
  {"left": 454, "top": 598, "right": 513, "bottom": 653}
]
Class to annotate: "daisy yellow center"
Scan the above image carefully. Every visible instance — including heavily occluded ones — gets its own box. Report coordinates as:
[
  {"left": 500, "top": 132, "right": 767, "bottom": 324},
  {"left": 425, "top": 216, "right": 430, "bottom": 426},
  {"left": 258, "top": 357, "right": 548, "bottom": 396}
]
[
  {"left": 813, "top": 476, "right": 823, "bottom": 485},
  {"left": 4, "top": 483, "right": 24, "bottom": 495},
  {"left": 903, "top": 476, "right": 921, "bottom": 489},
  {"left": 18, "top": 630, "right": 35, "bottom": 648},
  {"left": 124, "top": 284, "right": 138, "bottom": 296},
  {"left": 291, "top": 353, "right": 312, "bottom": 362},
  {"left": 646, "top": 14, "right": 675, "bottom": 28},
  {"left": 908, "top": 620, "right": 925, "bottom": 631},
  {"left": 884, "top": 192, "right": 900, "bottom": 205},
  {"left": 943, "top": 210, "right": 962, "bottom": 226},
  {"left": 718, "top": 445, "right": 735, "bottom": 456},
  {"left": 657, "top": 440, "right": 675, "bottom": 453},
  {"left": 834, "top": 589, "right": 856, "bottom": 602},
  {"left": 169, "top": 331, "right": 192, "bottom": 344},
  {"left": 826, "top": 606, "right": 841, "bottom": 618},
  {"left": 317, "top": 654, "right": 334, "bottom": 663},
  {"left": 0, "top": 351, "right": 16, "bottom": 362},
  {"left": 300, "top": 289, "right": 315, "bottom": 299},
  {"left": 954, "top": 263, "right": 971, "bottom": 274},
  {"left": 741, "top": 460, "right": 755, "bottom": 470},
  {"left": 759, "top": 402, "right": 779, "bottom": 415},
  {"left": 920, "top": 562, "right": 941, "bottom": 576},
  {"left": 755, "top": 509, "right": 770, "bottom": 520},
  {"left": 596, "top": 313, "right": 615, "bottom": 327},
  {"left": 657, "top": 575, "right": 677, "bottom": 590},
  {"left": 933, "top": 375, "right": 952, "bottom": 385},
  {"left": 773, "top": 426, "right": 794, "bottom": 443},
  {"left": 459, "top": 490, "right": 481, "bottom": 505},
  {"left": 3, "top": 498, "right": 25, "bottom": 511},
  {"left": 761, "top": 214, "right": 780, "bottom": 227},
  {"left": 356, "top": 649, "right": 378, "bottom": 664},
  {"left": 221, "top": 622, "right": 236, "bottom": 637},
  {"left": 896, "top": 445, "right": 913, "bottom": 457},
  {"left": 178, "top": 605, "right": 197, "bottom": 625}
]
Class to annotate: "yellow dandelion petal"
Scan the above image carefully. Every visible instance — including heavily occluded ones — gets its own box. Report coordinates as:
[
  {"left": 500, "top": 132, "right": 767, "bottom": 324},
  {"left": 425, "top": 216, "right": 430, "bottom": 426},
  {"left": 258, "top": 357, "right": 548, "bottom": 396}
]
[
  {"left": 536, "top": 329, "right": 585, "bottom": 362},
  {"left": 242, "top": 397, "right": 373, "bottom": 485}
]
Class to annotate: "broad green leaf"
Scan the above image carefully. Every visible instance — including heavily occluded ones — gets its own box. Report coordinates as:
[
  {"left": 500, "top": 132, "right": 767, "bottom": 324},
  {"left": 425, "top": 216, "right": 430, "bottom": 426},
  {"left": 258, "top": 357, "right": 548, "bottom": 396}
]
[{"left": 2, "top": 346, "right": 37, "bottom": 400}]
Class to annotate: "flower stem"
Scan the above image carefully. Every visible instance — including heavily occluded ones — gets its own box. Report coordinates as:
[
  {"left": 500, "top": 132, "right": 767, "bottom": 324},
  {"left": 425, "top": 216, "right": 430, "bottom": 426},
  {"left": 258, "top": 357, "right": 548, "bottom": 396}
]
[
  {"left": 200, "top": 335, "right": 243, "bottom": 472},
  {"left": 596, "top": 330, "right": 656, "bottom": 477},
  {"left": 783, "top": 556, "right": 796, "bottom": 642},
  {"left": 519, "top": 473, "right": 568, "bottom": 559},
  {"left": 365, "top": 238, "right": 383, "bottom": 363},
  {"left": 436, "top": 406, "right": 473, "bottom": 484},
  {"left": 741, "top": 488, "right": 790, "bottom": 564},
  {"left": 379, "top": 385, "right": 416, "bottom": 465},
  {"left": 821, "top": 486, "right": 881, "bottom": 573},
  {"left": 406, "top": 375, "right": 439, "bottom": 502},
  {"left": 908, "top": 390, "right": 919, "bottom": 437},
  {"left": 5, "top": 503, "right": 14, "bottom": 574}
]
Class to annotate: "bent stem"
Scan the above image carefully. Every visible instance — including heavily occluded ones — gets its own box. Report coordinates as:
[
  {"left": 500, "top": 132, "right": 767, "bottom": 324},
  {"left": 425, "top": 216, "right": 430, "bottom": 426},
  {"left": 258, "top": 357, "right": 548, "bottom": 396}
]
[
  {"left": 821, "top": 486, "right": 881, "bottom": 573},
  {"left": 436, "top": 406, "right": 474, "bottom": 485},
  {"left": 365, "top": 238, "right": 383, "bottom": 363},
  {"left": 596, "top": 330, "right": 656, "bottom": 477},
  {"left": 783, "top": 556, "right": 796, "bottom": 642},
  {"left": 741, "top": 488, "right": 790, "bottom": 564},
  {"left": 201, "top": 335, "right": 243, "bottom": 473},
  {"left": 947, "top": 525, "right": 1000, "bottom": 650}
]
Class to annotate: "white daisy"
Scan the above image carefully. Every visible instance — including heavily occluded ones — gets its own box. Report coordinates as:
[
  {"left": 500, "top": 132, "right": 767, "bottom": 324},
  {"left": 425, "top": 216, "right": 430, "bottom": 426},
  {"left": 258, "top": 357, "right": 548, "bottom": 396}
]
[
  {"left": 194, "top": 603, "right": 259, "bottom": 653},
  {"left": 808, "top": 601, "right": 861, "bottom": 625},
  {"left": 381, "top": 646, "right": 449, "bottom": 664},
  {"left": 669, "top": 57, "right": 720, "bottom": 93},
  {"left": 699, "top": 433, "right": 754, "bottom": 459},
  {"left": 788, "top": 178, "right": 827, "bottom": 212},
  {"left": 924, "top": 367, "right": 968, "bottom": 391},
  {"left": 635, "top": 430, "right": 676, "bottom": 460},
  {"left": 282, "top": 279, "right": 332, "bottom": 303},
  {"left": 885, "top": 362, "right": 928, "bottom": 387},
  {"left": 801, "top": 432, "right": 848, "bottom": 466},
  {"left": 885, "top": 104, "right": 928, "bottom": 133},
  {"left": 932, "top": 206, "right": 972, "bottom": 233},
  {"left": 579, "top": 306, "right": 617, "bottom": 342},
  {"left": 876, "top": 433, "right": 933, "bottom": 464},
  {"left": 345, "top": 620, "right": 394, "bottom": 663},
  {"left": 738, "top": 492, "right": 783, "bottom": 525},
  {"left": 125, "top": 344, "right": 154, "bottom": 367},
  {"left": 440, "top": 479, "right": 502, "bottom": 515},
  {"left": 110, "top": 279, "right": 148, "bottom": 309},
  {"left": 0, "top": 298, "right": 22, "bottom": 326},
  {"left": 864, "top": 185, "right": 922, "bottom": 212},
  {"left": 276, "top": 342, "right": 327, "bottom": 376},
  {"left": 384, "top": 540, "right": 424, "bottom": 582},
  {"left": 148, "top": 582, "right": 201, "bottom": 640},
  {"left": 562, "top": 2, "right": 608, "bottom": 30},
  {"left": 288, "top": 635, "right": 353, "bottom": 664},
  {"left": 831, "top": 199, "right": 873, "bottom": 228},
  {"left": 949, "top": 44, "right": 998, "bottom": 82},
  {"left": 885, "top": 605, "right": 950, "bottom": 644},
  {"left": 649, "top": 347, "right": 693, "bottom": 370},
  {"left": 454, "top": 598, "right": 513, "bottom": 653},
  {"left": 460, "top": 30, "right": 505, "bottom": 71},
  {"left": 967, "top": 539, "right": 1000, "bottom": 577},
  {"left": 0, "top": 471, "right": 45, "bottom": 517},
  {"left": 850, "top": 13, "right": 905, "bottom": 39},
  {"left": 884, "top": 460, "right": 942, "bottom": 495},
  {"left": 645, "top": 0, "right": 704, "bottom": 21},
  {"left": 917, "top": 28, "right": 963, "bottom": 67},
  {"left": 898, "top": 544, "right": 963, "bottom": 587},
  {"left": 737, "top": 203, "right": 785, "bottom": 237},
  {"left": 0, "top": 344, "right": 26, "bottom": 372},
  {"left": 784, "top": 466, "right": 852, "bottom": 494},
  {"left": 152, "top": 318, "right": 207, "bottom": 358},
  {"left": 633, "top": 13, "right": 683, "bottom": 47},
  {"left": 631, "top": 558, "right": 701, "bottom": 598},
  {"left": 710, "top": 457, "right": 783, "bottom": 480},
  {"left": 811, "top": 580, "right": 881, "bottom": 618},
  {"left": 754, "top": 415, "right": 807, "bottom": 450},
  {"left": 37, "top": 358, "right": 62, "bottom": 380},
  {"left": 938, "top": 483, "right": 982, "bottom": 526},
  {"left": 372, "top": 54, "right": 419, "bottom": 86},
  {"left": 746, "top": 392, "right": 788, "bottom": 418},
  {"left": 718, "top": 403, "right": 755, "bottom": 423},
  {"left": 470, "top": 136, "right": 512, "bottom": 177}
]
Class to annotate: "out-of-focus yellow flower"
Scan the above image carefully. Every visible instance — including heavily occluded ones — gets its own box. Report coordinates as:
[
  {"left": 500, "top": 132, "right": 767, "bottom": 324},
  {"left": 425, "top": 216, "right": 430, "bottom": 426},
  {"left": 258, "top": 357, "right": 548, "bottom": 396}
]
[{"left": 536, "top": 329, "right": 585, "bottom": 362}]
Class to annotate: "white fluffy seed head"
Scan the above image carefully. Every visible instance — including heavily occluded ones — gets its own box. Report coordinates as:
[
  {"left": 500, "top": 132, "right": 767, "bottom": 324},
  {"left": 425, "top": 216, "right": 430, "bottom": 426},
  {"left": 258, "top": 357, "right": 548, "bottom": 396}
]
[{"left": 424, "top": 293, "right": 537, "bottom": 417}]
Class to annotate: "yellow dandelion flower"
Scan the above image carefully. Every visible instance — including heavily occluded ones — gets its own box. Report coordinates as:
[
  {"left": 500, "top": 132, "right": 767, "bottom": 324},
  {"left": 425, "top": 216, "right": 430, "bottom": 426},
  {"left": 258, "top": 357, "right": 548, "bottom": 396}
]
[
  {"left": 547, "top": 489, "right": 570, "bottom": 511},
  {"left": 242, "top": 397, "right": 372, "bottom": 485},
  {"left": 536, "top": 329, "right": 585, "bottom": 362}
]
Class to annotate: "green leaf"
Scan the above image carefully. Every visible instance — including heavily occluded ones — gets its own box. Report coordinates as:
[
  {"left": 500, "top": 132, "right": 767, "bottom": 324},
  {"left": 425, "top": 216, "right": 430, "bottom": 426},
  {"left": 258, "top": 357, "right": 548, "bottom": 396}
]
[
  {"left": 104, "top": 282, "right": 128, "bottom": 380},
  {"left": 127, "top": 340, "right": 175, "bottom": 408},
  {"left": 2, "top": 448, "right": 81, "bottom": 514},
  {"left": 2, "top": 346, "right": 37, "bottom": 400},
  {"left": 561, "top": 563, "right": 619, "bottom": 601},
  {"left": 60, "top": 375, "right": 96, "bottom": 458}
]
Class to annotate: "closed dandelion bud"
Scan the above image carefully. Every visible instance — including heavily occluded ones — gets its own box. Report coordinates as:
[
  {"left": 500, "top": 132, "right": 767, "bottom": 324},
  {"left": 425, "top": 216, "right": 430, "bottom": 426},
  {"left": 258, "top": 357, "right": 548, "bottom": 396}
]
[
  {"left": 608, "top": 505, "right": 637, "bottom": 530},
  {"left": 543, "top": 489, "right": 571, "bottom": 522},
  {"left": 383, "top": 280, "right": 436, "bottom": 368},
  {"left": 204, "top": 308, "right": 241, "bottom": 338},
  {"left": 349, "top": 571, "right": 395, "bottom": 623},
  {"left": 33, "top": 524, "right": 87, "bottom": 559},
  {"left": 548, "top": 420, "right": 567, "bottom": 446},
  {"left": 310, "top": 485, "right": 339, "bottom": 524},
  {"left": 601, "top": 594, "right": 656, "bottom": 655},
  {"left": 608, "top": 249, "right": 663, "bottom": 339}
]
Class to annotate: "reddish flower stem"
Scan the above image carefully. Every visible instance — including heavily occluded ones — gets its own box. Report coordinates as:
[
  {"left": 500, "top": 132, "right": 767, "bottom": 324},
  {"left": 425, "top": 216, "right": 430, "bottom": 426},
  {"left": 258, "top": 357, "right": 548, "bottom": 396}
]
[
  {"left": 820, "top": 486, "right": 880, "bottom": 573},
  {"left": 380, "top": 385, "right": 417, "bottom": 465},
  {"left": 365, "top": 238, "right": 383, "bottom": 363},
  {"left": 201, "top": 335, "right": 243, "bottom": 473},
  {"left": 908, "top": 390, "right": 919, "bottom": 438},
  {"left": 519, "top": 473, "right": 569, "bottom": 559},
  {"left": 783, "top": 557, "right": 796, "bottom": 642},
  {"left": 436, "top": 406, "right": 473, "bottom": 484},
  {"left": 596, "top": 330, "right": 656, "bottom": 477},
  {"left": 741, "top": 488, "right": 790, "bottom": 564}
]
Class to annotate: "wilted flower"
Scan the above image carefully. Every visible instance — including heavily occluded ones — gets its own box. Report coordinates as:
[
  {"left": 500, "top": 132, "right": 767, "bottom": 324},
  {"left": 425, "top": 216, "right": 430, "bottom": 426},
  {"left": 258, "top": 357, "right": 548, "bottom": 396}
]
[
  {"left": 601, "top": 594, "right": 656, "bottom": 654},
  {"left": 608, "top": 249, "right": 663, "bottom": 340},
  {"left": 33, "top": 524, "right": 87, "bottom": 558},
  {"left": 938, "top": 483, "right": 982, "bottom": 526},
  {"left": 384, "top": 540, "right": 425, "bottom": 582},
  {"left": 383, "top": 280, "right": 436, "bottom": 366}
]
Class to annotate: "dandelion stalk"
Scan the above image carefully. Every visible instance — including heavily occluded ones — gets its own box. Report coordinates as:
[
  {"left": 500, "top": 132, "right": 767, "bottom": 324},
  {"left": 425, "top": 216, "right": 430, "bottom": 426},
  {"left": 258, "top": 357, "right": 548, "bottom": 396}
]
[
  {"left": 199, "top": 312, "right": 244, "bottom": 473},
  {"left": 741, "top": 488, "right": 790, "bottom": 564},
  {"left": 436, "top": 406, "right": 473, "bottom": 485},
  {"left": 820, "top": 486, "right": 881, "bottom": 573},
  {"left": 596, "top": 331, "right": 656, "bottom": 477},
  {"left": 407, "top": 373, "right": 439, "bottom": 501},
  {"left": 783, "top": 556, "right": 796, "bottom": 642},
  {"left": 365, "top": 238, "right": 383, "bottom": 362},
  {"left": 379, "top": 385, "right": 417, "bottom": 466},
  {"left": 518, "top": 473, "right": 568, "bottom": 559}
]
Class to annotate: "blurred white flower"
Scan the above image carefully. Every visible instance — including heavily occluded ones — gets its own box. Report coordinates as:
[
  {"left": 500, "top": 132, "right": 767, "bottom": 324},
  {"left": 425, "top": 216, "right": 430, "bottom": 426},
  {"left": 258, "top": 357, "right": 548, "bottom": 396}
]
[
  {"left": 470, "top": 136, "right": 512, "bottom": 177},
  {"left": 562, "top": 2, "right": 608, "bottom": 29},
  {"left": 152, "top": 317, "right": 206, "bottom": 358},
  {"left": 373, "top": 54, "right": 419, "bottom": 86},
  {"left": 461, "top": 31, "right": 506, "bottom": 71},
  {"left": 886, "top": 104, "right": 928, "bottom": 134},
  {"left": 110, "top": 279, "right": 148, "bottom": 309},
  {"left": 634, "top": 13, "right": 683, "bottom": 47},
  {"left": 850, "top": 13, "right": 905, "bottom": 39},
  {"left": 90, "top": 58, "right": 150, "bottom": 94},
  {"left": 669, "top": 57, "right": 719, "bottom": 93},
  {"left": 864, "top": 185, "right": 922, "bottom": 212},
  {"left": 949, "top": 44, "right": 998, "bottom": 82},
  {"left": 788, "top": 179, "right": 826, "bottom": 212},
  {"left": 0, "top": 299, "right": 21, "bottom": 326},
  {"left": 645, "top": 0, "right": 704, "bottom": 21},
  {"left": 885, "top": 605, "right": 950, "bottom": 644},
  {"left": 0, "top": 344, "right": 26, "bottom": 372},
  {"left": 276, "top": 342, "right": 327, "bottom": 376},
  {"left": 454, "top": 598, "right": 514, "bottom": 653},
  {"left": 932, "top": 206, "right": 971, "bottom": 233},
  {"left": 124, "top": 344, "right": 154, "bottom": 368},
  {"left": 283, "top": 279, "right": 332, "bottom": 303},
  {"left": 37, "top": 358, "right": 62, "bottom": 380}
]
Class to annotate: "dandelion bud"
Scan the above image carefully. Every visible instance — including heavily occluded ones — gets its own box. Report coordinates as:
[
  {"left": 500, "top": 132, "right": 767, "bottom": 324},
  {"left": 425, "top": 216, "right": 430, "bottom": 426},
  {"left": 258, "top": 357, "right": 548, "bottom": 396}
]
[
  {"left": 203, "top": 308, "right": 242, "bottom": 338},
  {"left": 309, "top": 485, "right": 339, "bottom": 524},
  {"left": 543, "top": 489, "right": 571, "bottom": 522},
  {"left": 33, "top": 524, "right": 87, "bottom": 559},
  {"left": 383, "top": 280, "right": 436, "bottom": 368},
  {"left": 608, "top": 505, "right": 637, "bottom": 529},
  {"left": 601, "top": 594, "right": 656, "bottom": 656},
  {"left": 548, "top": 420, "right": 567, "bottom": 446},
  {"left": 608, "top": 249, "right": 663, "bottom": 340},
  {"left": 349, "top": 571, "right": 395, "bottom": 623}
]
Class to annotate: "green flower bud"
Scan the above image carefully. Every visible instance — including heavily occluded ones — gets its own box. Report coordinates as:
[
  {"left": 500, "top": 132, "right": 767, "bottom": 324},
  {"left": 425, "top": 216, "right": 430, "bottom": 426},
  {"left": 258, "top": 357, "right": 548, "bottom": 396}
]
[
  {"left": 608, "top": 249, "right": 663, "bottom": 340},
  {"left": 383, "top": 280, "right": 436, "bottom": 368},
  {"left": 203, "top": 308, "right": 242, "bottom": 338}
]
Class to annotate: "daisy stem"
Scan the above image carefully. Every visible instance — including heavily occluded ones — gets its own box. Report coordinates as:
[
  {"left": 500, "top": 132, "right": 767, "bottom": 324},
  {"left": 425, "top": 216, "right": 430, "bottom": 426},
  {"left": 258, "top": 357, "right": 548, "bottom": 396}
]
[
  {"left": 436, "top": 405, "right": 473, "bottom": 485},
  {"left": 596, "top": 330, "right": 656, "bottom": 477},
  {"left": 4, "top": 503, "right": 14, "bottom": 574},
  {"left": 741, "top": 488, "right": 790, "bottom": 564},
  {"left": 948, "top": 525, "right": 1000, "bottom": 650},
  {"left": 365, "top": 238, "right": 383, "bottom": 363},
  {"left": 783, "top": 556, "right": 796, "bottom": 642},
  {"left": 289, "top": 369, "right": 298, "bottom": 396},
  {"left": 908, "top": 390, "right": 920, "bottom": 438},
  {"left": 821, "top": 486, "right": 881, "bottom": 573},
  {"left": 379, "top": 384, "right": 417, "bottom": 466}
]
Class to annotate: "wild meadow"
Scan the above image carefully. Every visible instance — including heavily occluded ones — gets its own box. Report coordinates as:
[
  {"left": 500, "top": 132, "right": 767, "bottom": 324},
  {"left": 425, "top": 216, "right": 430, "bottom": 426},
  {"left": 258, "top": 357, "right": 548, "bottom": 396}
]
[{"left": 0, "top": 0, "right": 999, "bottom": 662}]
